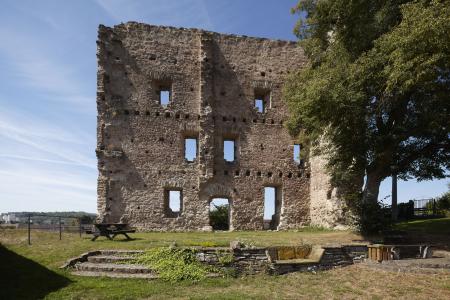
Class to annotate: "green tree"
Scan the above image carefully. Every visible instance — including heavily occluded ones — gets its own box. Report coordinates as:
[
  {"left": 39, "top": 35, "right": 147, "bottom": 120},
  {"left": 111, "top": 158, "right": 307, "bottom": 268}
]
[
  {"left": 435, "top": 183, "right": 450, "bottom": 212},
  {"left": 286, "top": 0, "right": 450, "bottom": 231},
  {"left": 209, "top": 204, "right": 229, "bottom": 230}
]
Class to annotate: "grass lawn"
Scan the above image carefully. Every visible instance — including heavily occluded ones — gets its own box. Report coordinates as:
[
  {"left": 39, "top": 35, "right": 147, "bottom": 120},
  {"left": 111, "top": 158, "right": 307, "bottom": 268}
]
[
  {"left": 395, "top": 217, "right": 450, "bottom": 235},
  {"left": 1, "top": 228, "right": 449, "bottom": 299}
]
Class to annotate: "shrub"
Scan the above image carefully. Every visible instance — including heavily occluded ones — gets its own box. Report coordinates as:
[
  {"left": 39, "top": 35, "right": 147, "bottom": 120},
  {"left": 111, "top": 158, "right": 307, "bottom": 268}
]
[
  {"left": 131, "top": 247, "right": 217, "bottom": 282},
  {"left": 216, "top": 250, "right": 234, "bottom": 266},
  {"left": 356, "top": 200, "right": 392, "bottom": 234}
]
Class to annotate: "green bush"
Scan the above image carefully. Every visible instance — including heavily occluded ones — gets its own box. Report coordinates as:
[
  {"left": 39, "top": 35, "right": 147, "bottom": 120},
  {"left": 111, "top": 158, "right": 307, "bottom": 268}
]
[
  {"left": 216, "top": 250, "right": 234, "bottom": 266},
  {"left": 435, "top": 191, "right": 450, "bottom": 211},
  {"left": 131, "top": 247, "right": 217, "bottom": 282},
  {"left": 356, "top": 200, "right": 392, "bottom": 234}
]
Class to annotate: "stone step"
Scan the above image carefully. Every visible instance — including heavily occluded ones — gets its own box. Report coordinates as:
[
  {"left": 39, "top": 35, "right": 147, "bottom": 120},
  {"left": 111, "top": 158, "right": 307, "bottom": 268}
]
[
  {"left": 75, "top": 262, "right": 153, "bottom": 274},
  {"left": 72, "top": 270, "right": 159, "bottom": 279},
  {"left": 99, "top": 250, "right": 144, "bottom": 256},
  {"left": 88, "top": 255, "right": 133, "bottom": 263},
  {"left": 274, "top": 258, "right": 318, "bottom": 265}
]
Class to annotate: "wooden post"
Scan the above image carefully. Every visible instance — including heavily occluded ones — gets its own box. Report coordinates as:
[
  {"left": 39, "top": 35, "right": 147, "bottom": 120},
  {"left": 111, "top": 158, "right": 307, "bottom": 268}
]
[
  {"left": 59, "top": 217, "right": 62, "bottom": 240},
  {"left": 79, "top": 218, "right": 82, "bottom": 238},
  {"left": 391, "top": 173, "right": 398, "bottom": 221},
  {"left": 432, "top": 199, "right": 436, "bottom": 216},
  {"left": 28, "top": 214, "right": 31, "bottom": 245}
]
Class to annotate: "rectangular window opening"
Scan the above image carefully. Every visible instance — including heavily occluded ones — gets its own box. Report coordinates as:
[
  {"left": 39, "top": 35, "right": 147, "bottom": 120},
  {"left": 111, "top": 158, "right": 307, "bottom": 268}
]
[
  {"left": 223, "top": 139, "right": 235, "bottom": 162},
  {"left": 254, "top": 89, "right": 270, "bottom": 113},
  {"left": 159, "top": 90, "right": 170, "bottom": 106},
  {"left": 184, "top": 138, "right": 197, "bottom": 162},
  {"left": 165, "top": 189, "right": 182, "bottom": 217},
  {"left": 255, "top": 99, "right": 264, "bottom": 113},
  {"left": 264, "top": 187, "right": 281, "bottom": 230},
  {"left": 294, "top": 144, "right": 301, "bottom": 164}
]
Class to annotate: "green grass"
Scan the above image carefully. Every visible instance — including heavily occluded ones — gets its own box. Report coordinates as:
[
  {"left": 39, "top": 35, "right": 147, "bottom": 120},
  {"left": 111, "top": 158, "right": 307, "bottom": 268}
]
[
  {"left": 0, "top": 229, "right": 449, "bottom": 299},
  {"left": 394, "top": 217, "right": 450, "bottom": 235}
]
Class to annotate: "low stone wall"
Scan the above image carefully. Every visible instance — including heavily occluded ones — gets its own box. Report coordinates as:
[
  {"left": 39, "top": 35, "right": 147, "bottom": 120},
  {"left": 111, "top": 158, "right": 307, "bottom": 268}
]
[
  {"left": 194, "top": 247, "right": 270, "bottom": 275},
  {"left": 63, "top": 245, "right": 369, "bottom": 276},
  {"left": 195, "top": 245, "right": 369, "bottom": 275},
  {"left": 273, "top": 245, "right": 368, "bottom": 275},
  {"left": 232, "top": 248, "right": 270, "bottom": 275}
]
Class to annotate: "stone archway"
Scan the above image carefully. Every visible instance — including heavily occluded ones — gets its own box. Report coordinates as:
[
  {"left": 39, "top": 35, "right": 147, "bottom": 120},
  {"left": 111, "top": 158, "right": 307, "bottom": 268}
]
[{"left": 199, "top": 182, "right": 234, "bottom": 231}]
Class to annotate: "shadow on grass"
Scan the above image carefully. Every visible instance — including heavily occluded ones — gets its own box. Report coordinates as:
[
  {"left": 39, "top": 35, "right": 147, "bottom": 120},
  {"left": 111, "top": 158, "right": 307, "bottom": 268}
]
[
  {"left": 90, "top": 237, "right": 144, "bottom": 242},
  {"left": 0, "top": 245, "right": 71, "bottom": 299}
]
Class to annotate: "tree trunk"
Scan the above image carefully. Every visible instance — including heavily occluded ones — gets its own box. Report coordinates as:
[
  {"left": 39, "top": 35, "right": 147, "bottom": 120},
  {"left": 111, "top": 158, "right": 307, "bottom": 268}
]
[
  {"left": 391, "top": 173, "right": 398, "bottom": 221},
  {"left": 362, "top": 172, "right": 382, "bottom": 204}
]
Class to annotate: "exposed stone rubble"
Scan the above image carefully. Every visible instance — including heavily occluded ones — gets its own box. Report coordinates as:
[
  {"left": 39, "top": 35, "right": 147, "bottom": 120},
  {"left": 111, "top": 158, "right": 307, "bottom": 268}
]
[{"left": 96, "top": 22, "right": 348, "bottom": 230}]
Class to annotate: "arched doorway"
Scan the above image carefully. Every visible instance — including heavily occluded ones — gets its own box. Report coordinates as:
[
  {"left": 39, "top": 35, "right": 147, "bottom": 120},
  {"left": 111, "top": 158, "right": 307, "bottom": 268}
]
[{"left": 209, "top": 198, "right": 231, "bottom": 231}]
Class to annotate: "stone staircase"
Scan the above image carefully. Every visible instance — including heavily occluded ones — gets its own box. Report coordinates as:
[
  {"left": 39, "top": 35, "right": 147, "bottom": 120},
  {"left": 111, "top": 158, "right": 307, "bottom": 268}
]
[{"left": 72, "top": 250, "right": 158, "bottom": 279}]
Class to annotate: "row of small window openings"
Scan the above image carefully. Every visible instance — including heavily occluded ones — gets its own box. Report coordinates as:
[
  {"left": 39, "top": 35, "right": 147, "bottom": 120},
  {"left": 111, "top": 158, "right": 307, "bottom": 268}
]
[
  {"left": 120, "top": 110, "right": 284, "bottom": 125},
  {"left": 106, "top": 168, "right": 308, "bottom": 179},
  {"left": 122, "top": 109, "right": 200, "bottom": 120},
  {"left": 213, "top": 115, "right": 283, "bottom": 125},
  {"left": 213, "top": 169, "right": 305, "bottom": 178}
]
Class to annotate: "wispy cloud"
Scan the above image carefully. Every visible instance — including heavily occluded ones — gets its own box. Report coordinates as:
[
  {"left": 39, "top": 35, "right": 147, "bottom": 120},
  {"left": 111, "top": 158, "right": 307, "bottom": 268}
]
[
  {"left": 0, "top": 106, "right": 96, "bottom": 169},
  {"left": 0, "top": 27, "right": 94, "bottom": 111},
  {"left": 0, "top": 161, "right": 97, "bottom": 212}
]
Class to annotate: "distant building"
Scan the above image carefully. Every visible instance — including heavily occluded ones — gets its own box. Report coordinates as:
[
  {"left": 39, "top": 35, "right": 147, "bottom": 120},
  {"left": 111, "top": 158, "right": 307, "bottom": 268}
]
[{"left": 1, "top": 213, "right": 18, "bottom": 224}]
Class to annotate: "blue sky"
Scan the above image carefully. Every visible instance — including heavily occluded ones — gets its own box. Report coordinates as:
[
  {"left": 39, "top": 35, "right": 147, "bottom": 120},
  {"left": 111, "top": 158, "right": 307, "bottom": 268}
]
[{"left": 0, "top": 0, "right": 448, "bottom": 213}]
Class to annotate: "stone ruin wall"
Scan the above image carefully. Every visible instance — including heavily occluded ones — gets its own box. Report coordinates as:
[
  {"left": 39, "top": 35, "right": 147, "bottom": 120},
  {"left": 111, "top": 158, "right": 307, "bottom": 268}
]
[{"left": 96, "top": 22, "right": 342, "bottom": 231}]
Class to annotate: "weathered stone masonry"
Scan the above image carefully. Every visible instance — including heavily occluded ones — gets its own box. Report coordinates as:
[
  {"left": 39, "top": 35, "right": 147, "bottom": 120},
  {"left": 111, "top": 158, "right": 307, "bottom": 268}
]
[{"left": 96, "top": 22, "right": 339, "bottom": 231}]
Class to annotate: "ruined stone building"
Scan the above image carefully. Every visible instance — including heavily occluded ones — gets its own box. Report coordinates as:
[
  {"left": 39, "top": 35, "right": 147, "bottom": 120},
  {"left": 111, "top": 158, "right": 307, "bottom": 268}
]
[{"left": 96, "top": 22, "right": 345, "bottom": 231}]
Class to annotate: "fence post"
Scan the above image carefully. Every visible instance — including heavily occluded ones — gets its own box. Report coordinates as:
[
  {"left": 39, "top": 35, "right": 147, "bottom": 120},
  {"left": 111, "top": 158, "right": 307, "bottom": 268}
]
[
  {"left": 432, "top": 199, "right": 436, "bottom": 216},
  {"left": 59, "top": 216, "right": 62, "bottom": 240},
  {"left": 28, "top": 214, "right": 31, "bottom": 245},
  {"left": 79, "top": 217, "right": 82, "bottom": 238}
]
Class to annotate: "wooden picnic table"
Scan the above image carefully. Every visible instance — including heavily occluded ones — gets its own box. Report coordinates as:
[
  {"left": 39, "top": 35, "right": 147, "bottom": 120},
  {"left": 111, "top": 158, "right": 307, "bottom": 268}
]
[{"left": 88, "top": 223, "right": 135, "bottom": 241}]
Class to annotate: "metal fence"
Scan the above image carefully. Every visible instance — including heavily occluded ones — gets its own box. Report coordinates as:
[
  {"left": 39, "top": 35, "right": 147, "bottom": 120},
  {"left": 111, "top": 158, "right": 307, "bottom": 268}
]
[
  {"left": 413, "top": 198, "right": 438, "bottom": 216},
  {"left": 18, "top": 214, "right": 94, "bottom": 245}
]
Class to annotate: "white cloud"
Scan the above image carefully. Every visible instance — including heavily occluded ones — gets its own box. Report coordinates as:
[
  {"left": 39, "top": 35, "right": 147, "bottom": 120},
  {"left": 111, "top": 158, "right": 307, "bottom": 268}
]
[
  {"left": 0, "top": 27, "right": 94, "bottom": 111},
  {"left": 0, "top": 167, "right": 97, "bottom": 212},
  {"left": 0, "top": 106, "right": 96, "bottom": 169}
]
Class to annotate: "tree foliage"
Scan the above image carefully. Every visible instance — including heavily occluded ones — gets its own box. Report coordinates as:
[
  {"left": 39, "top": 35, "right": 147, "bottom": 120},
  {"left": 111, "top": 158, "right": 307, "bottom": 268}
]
[
  {"left": 286, "top": 0, "right": 450, "bottom": 210},
  {"left": 209, "top": 204, "right": 229, "bottom": 230}
]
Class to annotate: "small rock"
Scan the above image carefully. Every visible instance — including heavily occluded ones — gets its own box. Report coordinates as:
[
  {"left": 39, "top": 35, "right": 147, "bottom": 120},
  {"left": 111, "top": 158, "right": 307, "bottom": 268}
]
[{"left": 230, "top": 240, "right": 244, "bottom": 250}]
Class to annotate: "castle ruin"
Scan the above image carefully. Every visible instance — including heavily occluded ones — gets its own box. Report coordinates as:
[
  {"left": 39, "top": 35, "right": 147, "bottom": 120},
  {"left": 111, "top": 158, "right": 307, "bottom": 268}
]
[{"left": 96, "top": 22, "right": 345, "bottom": 231}]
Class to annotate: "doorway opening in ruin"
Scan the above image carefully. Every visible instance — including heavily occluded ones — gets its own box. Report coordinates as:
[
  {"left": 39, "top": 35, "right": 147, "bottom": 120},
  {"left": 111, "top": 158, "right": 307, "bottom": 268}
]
[
  {"left": 209, "top": 198, "right": 230, "bottom": 231},
  {"left": 165, "top": 189, "right": 182, "bottom": 218},
  {"left": 263, "top": 187, "right": 281, "bottom": 230}
]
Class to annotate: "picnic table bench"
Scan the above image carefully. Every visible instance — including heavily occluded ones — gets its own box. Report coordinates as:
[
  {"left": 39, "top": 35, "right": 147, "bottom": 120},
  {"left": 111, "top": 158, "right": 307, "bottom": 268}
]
[{"left": 87, "top": 223, "right": 135, "bottom": 241}]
